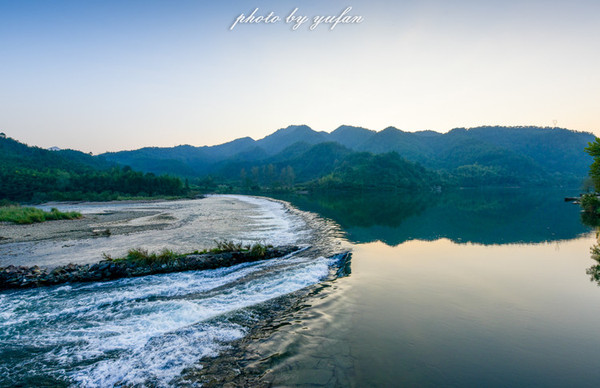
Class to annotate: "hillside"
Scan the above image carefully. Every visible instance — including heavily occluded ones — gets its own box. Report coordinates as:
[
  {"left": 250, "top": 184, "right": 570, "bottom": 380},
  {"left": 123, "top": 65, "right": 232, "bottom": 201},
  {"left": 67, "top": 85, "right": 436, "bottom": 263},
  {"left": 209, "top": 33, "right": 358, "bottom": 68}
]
[
  {"left": 100, "top": 125, "right": 595, "bottom": 187},
  {"left": 1, "top": 124, "right": 593, "bottom": 201},
  {"left": 0, "top": 136, "right": 186, "bottom": 202},
  {"left": 0, "top": 136, "right": 113, "bottom": 173}
]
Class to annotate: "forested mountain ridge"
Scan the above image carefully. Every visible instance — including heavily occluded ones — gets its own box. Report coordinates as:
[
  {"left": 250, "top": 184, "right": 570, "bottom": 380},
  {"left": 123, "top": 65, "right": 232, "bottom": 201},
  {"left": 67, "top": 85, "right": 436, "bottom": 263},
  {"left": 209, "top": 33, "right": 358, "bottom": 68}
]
[
  {"left": 0, "top": 136, "right": 186, "bottom": 202},
  {"left": 1, "top": 124, "right": 594, "bottom": 202},
  {"left": 100, "top": 125, "right": 595, "bottom": 186},
  {"left": 0, "top": 135, "right": 113, "bottom": 173}
]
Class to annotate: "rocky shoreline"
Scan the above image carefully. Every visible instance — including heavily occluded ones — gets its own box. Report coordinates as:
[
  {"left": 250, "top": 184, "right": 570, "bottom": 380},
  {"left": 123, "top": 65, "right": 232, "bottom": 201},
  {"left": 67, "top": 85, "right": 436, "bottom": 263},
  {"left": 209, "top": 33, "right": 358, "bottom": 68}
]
[{"left": 0, "top": 245, "right": 300, "bottom": 290}]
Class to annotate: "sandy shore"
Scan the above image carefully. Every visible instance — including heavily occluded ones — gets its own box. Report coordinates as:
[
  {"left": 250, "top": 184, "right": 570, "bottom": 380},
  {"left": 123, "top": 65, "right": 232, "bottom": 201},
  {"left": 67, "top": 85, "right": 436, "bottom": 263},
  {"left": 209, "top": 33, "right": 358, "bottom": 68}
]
[{"left": 0, "top": 210, "right": 173, "bottom": 245}]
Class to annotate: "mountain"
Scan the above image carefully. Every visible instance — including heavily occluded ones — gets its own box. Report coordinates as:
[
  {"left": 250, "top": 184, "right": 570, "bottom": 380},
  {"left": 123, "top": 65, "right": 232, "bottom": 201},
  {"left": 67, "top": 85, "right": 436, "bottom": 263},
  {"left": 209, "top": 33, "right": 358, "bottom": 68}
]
[
  {"left": 328, "top": 125, "right": 375, "bottom": 149},
  {"left": 214, "top": 142, "right": 356, "bottom": 185},
  {"left": 2, "top": 124, "right": 594, "bottom": 201},
  {"left": 101, "top": 124, "right": 332, "bottom": 177},
  {"left": 356, "top": 127, "right": 435, "bottom": 162},
  {"left": 101, "top": 124, "right": 595, "bottom": 187},
  {"left": 100, "top": 136, "right": 260, "bottom": 177},
  {"left": 0, "top": 136, "right": 185, "bottom": 202},
  {"left": 0, "top": 136, "right": 113, "bottom": 173},
  {"left": 255, "top": 125, "right": 329, "bottom": 155}
]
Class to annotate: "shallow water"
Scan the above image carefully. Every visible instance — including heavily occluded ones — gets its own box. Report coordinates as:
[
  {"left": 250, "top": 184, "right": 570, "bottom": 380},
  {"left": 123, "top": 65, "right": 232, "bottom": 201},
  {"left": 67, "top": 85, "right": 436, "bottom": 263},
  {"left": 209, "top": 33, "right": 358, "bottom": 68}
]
[{"left": 0, "top": 195, "right": 344, "bottom": 386}]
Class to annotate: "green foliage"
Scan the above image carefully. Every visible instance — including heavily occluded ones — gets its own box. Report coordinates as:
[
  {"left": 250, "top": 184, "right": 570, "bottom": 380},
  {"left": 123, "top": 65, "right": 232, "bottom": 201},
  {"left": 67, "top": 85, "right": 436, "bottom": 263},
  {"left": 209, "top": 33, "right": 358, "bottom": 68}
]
[
  {"left": 0, "top": 199, "right": 17, "bottom": 207},
  {"left": 581, "top": 194, "right": 600, "bottom": 214},
  {"left": 213, "top": 239, "right": 244, "bottom": 252},
  {"left": 126, "top": 248, "right": 152, "bottom": 262},
  {"left": 580, "top": 194, "right": 600, "bottom": 227},
  {"left": 581, "top": 139, "right": 600, "bottom": 225},
  {"left": 248, "top": 242, "right": 268, "bottom": 258},
  {"left": 103, "top": 125, "right": 594, "bottom": 187},
  {"left": 104, "top": 241, "right": 273, "bottom": 264},
  {"left": 0, "top": 206, "right": 82, "bottom": 224},
  {"left": 0, "top": 136, "right": 186, "bottom": 202},
  {"left": 313, "top": 152, "right": 438, "bottom": 190},
  {"left": 3, "top": 126, "right": 594, "bottom": 198},
  {"left": 105, "top": 248, "right": 181, "bottom": 265},
  {"left": 585, "top": 138, "right": 600, "bottom": 191},
  {"left": 211, "top": 240, "right": 271, "bottom": 257}
]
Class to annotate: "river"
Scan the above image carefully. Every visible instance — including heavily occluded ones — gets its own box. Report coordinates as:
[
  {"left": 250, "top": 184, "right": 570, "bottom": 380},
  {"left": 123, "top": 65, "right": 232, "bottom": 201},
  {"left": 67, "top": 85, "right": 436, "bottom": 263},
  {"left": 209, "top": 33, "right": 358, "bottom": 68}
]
[{"left": 1, "top": 189, "right": 599, "bottom": 386}]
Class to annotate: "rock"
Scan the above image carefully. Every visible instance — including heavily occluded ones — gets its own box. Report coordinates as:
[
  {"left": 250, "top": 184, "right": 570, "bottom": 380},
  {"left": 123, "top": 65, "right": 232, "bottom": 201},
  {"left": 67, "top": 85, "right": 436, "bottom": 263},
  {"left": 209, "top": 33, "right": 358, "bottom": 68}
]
[
  {"left": 92, "top": 228, "right": 111, "bottom": 237},
  {"left": 0, "top": 246, "right": 300, "bottom": 291}
]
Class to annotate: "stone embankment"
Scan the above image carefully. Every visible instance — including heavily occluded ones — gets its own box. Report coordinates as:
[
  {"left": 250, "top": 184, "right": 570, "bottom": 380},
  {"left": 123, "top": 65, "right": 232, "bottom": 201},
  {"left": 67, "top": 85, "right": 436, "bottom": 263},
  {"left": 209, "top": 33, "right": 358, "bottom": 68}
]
[{"left": 0, "top": 246, "right": 299, "bottom": 290}]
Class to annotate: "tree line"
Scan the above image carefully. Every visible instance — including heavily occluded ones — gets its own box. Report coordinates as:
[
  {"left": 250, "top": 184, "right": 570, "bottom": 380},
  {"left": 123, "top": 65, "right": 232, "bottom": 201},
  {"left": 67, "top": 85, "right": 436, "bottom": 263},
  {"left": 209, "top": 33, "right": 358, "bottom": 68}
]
[
  {"left": 0, "top": 136, "right": 186, "bottom": 202},
  {"left": 0, "top": 165, "right": 185, "bottom": 202}
]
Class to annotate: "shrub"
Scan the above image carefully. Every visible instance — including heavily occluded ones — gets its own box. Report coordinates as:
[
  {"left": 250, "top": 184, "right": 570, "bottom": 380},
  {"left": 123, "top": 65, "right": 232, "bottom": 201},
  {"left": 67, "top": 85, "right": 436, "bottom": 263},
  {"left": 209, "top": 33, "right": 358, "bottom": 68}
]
[
  {"left": 117, "top": 248, "right": 181, "bottom": 265},
  {"left": 248, "top": 243, "right": 268, "bottom": 258},
  {"left": 213, "top": 239, "right": 244, "bottom": 252},
  {"left": 103, "top": 241, "right": 274, "bottom": 266},
  {"left": 581, "top": 194, "right": 600, "bottom": 214}
]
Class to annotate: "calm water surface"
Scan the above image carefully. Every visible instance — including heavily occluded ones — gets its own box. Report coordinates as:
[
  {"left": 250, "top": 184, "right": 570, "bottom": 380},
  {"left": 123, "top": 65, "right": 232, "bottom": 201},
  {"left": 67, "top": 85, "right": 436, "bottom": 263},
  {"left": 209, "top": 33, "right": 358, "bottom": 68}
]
[
  {"left": 254, "top": 189, "right": 600, "bottom": 387},
  {"left": 1, "top": 189, "right": 599, "bottom": 386}
]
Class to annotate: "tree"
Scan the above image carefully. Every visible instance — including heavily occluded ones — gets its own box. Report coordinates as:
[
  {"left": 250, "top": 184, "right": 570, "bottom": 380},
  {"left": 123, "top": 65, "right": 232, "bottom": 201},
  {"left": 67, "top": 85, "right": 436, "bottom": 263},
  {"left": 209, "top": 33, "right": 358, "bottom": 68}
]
[{"left": 585, "top": 138, "right": 600, "bottom": 191}]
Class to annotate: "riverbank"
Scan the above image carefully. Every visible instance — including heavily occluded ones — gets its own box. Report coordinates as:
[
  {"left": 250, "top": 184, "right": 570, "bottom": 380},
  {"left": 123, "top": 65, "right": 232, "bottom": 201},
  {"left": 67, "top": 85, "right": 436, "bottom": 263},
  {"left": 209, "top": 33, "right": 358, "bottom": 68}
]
[
  {"left": 0, "top": 245, "right": 300, "bottom": 290},
  {"left": 0, "top": 208, "right": 173, "bottom": 244},
  {"left": 0, "top": 194, "right": 348, "bottom": 386}
]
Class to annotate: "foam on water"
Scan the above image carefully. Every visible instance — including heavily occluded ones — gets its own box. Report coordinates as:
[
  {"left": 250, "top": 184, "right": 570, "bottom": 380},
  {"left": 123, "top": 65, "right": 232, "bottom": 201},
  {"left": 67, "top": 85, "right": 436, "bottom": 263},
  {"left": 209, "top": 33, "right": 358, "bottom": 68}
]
[
  {"left": 0, "top": 196, "right": 341, "bottom": 386},
  {"left": 215, "top": 194, "right": 312, "bottom": 246}
]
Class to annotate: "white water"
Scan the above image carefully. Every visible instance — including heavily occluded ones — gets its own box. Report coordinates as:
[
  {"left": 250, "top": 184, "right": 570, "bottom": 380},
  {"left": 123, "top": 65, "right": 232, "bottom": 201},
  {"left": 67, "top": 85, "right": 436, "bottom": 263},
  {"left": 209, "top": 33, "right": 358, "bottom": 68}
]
[{"left": 0, "top": 196, "right": 341, "bottom": 386}]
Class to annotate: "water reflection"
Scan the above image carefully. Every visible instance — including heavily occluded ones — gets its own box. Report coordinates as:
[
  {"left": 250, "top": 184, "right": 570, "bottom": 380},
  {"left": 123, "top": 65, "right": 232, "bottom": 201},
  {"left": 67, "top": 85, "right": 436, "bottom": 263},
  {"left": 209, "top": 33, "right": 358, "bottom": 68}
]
[
  {"left": 272, "top": 188, "right": 591, "bottom": 245},
  {"left": 225, "top": 190, "right": 600, "bottom": 387}
]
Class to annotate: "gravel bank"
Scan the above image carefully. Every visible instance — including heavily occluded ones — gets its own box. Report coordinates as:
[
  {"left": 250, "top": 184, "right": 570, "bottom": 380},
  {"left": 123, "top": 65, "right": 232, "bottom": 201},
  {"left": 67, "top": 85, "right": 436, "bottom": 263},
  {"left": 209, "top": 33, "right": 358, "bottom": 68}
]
[{"left": 0, "top": 210, "right": 171, "bottom": 244}]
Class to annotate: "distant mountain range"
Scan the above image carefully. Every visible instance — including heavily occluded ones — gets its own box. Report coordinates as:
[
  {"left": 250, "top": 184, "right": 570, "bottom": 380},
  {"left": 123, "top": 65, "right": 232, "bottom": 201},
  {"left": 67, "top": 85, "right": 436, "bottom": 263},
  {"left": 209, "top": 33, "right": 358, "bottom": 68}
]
[
  {"left": 0, "top": 125, "right": 596, "bottom": 202},
  {"left": 101, "top": 125, "right": 596, "bottom": 186}
]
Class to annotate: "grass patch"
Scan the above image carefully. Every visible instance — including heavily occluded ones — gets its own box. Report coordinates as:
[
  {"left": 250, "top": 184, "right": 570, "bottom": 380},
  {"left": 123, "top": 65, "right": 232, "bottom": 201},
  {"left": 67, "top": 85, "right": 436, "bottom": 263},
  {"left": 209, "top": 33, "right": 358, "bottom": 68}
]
[
  {"left": 249, "top": 242, "right": 268, "bottom": 257},
  {"left": 213, "top": 239, "right": 244, "bottom": 252},
  {"left": 104, "top": 248, "right": 182, "bottom": 265},
  {"left": 0, "top": 206, "right": 82, "bottom": 224},
  {"left": 102, "top": 240, "right": 275, "bottom": 264},
  {"left": 213, "top": 240, "right": 273, "bottom": 257}
]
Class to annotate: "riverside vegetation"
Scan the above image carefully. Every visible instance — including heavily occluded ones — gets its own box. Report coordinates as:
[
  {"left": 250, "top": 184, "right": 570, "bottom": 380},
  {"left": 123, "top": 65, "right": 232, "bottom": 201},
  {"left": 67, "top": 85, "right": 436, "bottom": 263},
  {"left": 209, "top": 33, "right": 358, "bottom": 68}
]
[
  {"left": 580, "top": 138, "right": 600, "bottom": 225},
  {"left": 103, "top": 240, "right": 273, "bottom": 265},
  {"left": 0, "top": 241, "right": 294, "bottom": 290},
  {"left": 0, "top": 204, "right": 81, "bottom": 224}
]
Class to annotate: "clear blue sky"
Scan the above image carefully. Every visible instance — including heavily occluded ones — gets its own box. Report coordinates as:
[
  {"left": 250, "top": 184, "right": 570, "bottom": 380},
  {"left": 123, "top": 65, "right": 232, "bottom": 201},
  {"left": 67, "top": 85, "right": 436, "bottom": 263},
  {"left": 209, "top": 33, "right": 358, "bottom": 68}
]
[{"left": 1, "top": 0, "right": 599, "bottom": 153}]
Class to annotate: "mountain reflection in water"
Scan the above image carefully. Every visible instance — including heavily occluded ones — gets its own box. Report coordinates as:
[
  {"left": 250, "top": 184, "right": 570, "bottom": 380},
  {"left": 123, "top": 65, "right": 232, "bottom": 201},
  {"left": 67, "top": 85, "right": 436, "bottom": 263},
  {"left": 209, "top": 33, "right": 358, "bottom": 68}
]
[
  {"left": 228, "top": 189, "right": 600, "bottom": 387},
  {"left": 272, "top": 188, "right": 590, "bottom": 245}
]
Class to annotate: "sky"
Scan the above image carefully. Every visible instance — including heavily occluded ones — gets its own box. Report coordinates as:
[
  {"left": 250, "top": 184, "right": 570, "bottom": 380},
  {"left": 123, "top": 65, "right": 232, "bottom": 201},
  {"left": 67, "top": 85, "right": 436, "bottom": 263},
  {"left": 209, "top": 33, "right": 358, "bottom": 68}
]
[{"left": 1, "top": 0, "right": 599, "bottom": 153}]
